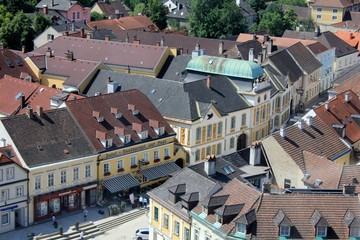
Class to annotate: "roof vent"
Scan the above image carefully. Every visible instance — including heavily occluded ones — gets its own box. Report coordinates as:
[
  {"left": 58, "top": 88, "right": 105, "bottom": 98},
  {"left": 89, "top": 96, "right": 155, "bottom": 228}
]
[
  {"left": 297, "top": 120, "right": 304, "bottom": 130},
  {"left": 304, "top": 173, "right": 311, "bottom": 180},
  {"left": 306, "top": 116, "right": 313, "bottom": 127},
  {"left": 279, "top": 126, "right": 286, "bottom": 138},
  {"left": 314, "top": 179, "right": 322, "bottom": 187},
  {"left": 37, "top": 145, "right": 43, "bottom": 151},
  {"left": 325, "top": 102, "right": 329, "bottom": 110}
]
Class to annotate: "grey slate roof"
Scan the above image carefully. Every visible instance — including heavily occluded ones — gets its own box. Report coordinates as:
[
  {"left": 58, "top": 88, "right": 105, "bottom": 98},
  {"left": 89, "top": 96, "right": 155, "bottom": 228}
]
[
  {"left": 286, "top": 42, "right": 322, "bottom": 75},
  {"left": 85, "top": 70, "right": 251, "bottom": 121},
  {"left": 333, "top": 62, "right": 360, "bottom": 85},
  {"left": 1, "top": 108, "right": 96, "bottom": 167},
  {"left": 282, "top": 30, "right": 316, "bottom": 40},
  {"left": 235, "top": 40, "right": 263, "bottom": 61},
  {"left": 317, "top": 31, "right": 358, "bottom": 58},
  {"left": 52, "top": 21, "right": 91, "bottom": 32},
  {"left": 91, "top": 29, "right": 118, "bottom": 41},
  {"left": 148, "top": 167, "right": 218, "bottom": 220},
  {"left": 220, "top": 152, "right": 248, "bottom": 168},
  {"left": 36, "top": 0, "right": 79, "bottom": 11},
  {"left": 263, "top": 64, "right": 288, "bottom": 96},
  {"left": 268, "top": 49, "right": 304, "bottom": 83},
  {"left": 160, "top": 54, "right": 192, "bottom": 80}
]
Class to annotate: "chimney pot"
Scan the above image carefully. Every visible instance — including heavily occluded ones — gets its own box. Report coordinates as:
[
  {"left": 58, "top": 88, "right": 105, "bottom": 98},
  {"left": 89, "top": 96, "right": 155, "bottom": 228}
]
[
  {"left": 42, "top": 5, "right": 48, "bottom": 14},
  {"left": 262, "top": 182, "right": 271, "bottom": 194},
  {"left": 248, "top": 48, "right": 254, "bottom": 62},
  {"left": 195, "top": 42, "right": 200, "bottom": 51},
  {"left": 22, "top": 46, "right": 26, "bottom": 54},
  {"left": 204, "top": 155, "right": 216, "bottom": 176},
  {"left": 218, "top": 41, "right": 224, "bottom": 55}
]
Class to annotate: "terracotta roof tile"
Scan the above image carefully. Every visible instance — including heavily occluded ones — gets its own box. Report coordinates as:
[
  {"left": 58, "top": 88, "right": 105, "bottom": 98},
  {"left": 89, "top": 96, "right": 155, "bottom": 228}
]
[
  {"left": 0, "top": 145, "right": 23, "bottom": 167},
  {"left": 335, "top": 31, "right": 360, "bottom": 51},
  {"left": 33, "top": 36, "right": 168, "bottom": 70},
  {"left": 315, "top": 90, "right": 360, "bottom": 144},
  {"left": 254, "top": 193, "right": 360, "bottom": 239},
  {"left": 273, "top": 116, "right": 351, "bottom": 172},
  {"left": 311, "top": 0, "right": 360, "bottom": 8},
  {"left": 95, "top": 1, "right": 129, "bottom": 17},
  {"left": 331, "top": 72, "right": 360, "bottom": 95},
  {"left": 339, "top": 165, "right": 360, "bottom": 190},
  {"left": 66, "top": 90, "right": 175, "bottom": 151},
  {"left": 88, "top": 15, "right": 158, "bottom": 32}
]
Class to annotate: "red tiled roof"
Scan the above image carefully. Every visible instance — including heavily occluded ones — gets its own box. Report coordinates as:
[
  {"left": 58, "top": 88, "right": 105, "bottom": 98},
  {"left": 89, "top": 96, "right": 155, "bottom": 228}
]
[
  {"left": 302, "top": 151, "right": 343, "bottom": 189},
  {"left": 273, "top": 116, "right": 350, "bottom": 172},
  {"left": 0, "top": 145, "right": 22, "bottom": 167},
  {"left": 254, "top": 193, "right": 360, "bottom": 239},
  {"left": 339, "top": 165, "right": 360, "bottom": 191},
  {"left": 335, "top": 31, "right": 360, "bottom": 51},
  {"left": 236, "top": 33, "right": 317, "bottom": 47},
  {"left": 66, "top": 90, "right": 175, "bottom": 151},
  {"left": 32, "top": 36, "right": 168, "bottom": 70},
  {"left": 307, "top": 42, "right": 330, "bottom": 54},
  {"left": 88, "top": 15, "right": 158, "bottom": 32},
  {"left": 315, "top": 90, "right": 360, "bottom": 144},
  {"left": 0, "top": 75, "right": 83, "bottom": 116},
  {"left": 0, "top": 48, "right": 38, "bottom": 81},
  {"left": 331, "top": 73, "right": 360, "bottom": 95},
  {"left": 95, "top": 1, "right": 129, "bottom": 17},
  {"left": 311, "top": 0, "right": 360, "bottom": 8}
]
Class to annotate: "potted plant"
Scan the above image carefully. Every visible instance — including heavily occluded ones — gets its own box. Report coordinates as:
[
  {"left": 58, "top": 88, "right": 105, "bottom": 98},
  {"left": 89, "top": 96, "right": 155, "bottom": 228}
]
[
  {"left": 120, "top": 201, "right": 126, "bottom": 212},
  {"left": 75, "top": 221, "right": 80, "bottom": 231},
  {"left": 58, "top": 225, "right": 63, "bottom": 235}
]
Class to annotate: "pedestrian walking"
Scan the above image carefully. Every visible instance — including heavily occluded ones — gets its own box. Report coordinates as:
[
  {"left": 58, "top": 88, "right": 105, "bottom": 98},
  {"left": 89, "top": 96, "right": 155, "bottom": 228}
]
[
  {"left": 83, "top": 208, "right": 88, "bottom": 222},
  {"left": 52, "top": 215, "right": 58, "bottom": 228},
  {"left": 139, "top": 196, "right": 143, "bottom": 208},
  {"left": 143, "top": 197, "right": 148, "bottom": 208},
  {"left": 80, "top": 231, "right": 84, "bottom": 239}
]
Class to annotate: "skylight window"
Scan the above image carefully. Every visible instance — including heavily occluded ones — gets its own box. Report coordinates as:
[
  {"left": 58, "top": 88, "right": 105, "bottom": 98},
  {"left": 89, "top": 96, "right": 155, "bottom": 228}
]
[{"left": 223, "top": 165, "right": 235, "bottom": 175}]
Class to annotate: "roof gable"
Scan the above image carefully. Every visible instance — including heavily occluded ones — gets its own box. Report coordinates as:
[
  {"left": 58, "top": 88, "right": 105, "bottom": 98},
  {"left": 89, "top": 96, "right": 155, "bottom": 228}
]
[{"left": 318, "top": 31, "right": 358, "bottom": 57}]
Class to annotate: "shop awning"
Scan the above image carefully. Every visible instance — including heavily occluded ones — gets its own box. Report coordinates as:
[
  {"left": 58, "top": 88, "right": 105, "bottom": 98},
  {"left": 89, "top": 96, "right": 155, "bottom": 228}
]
[
  {"left": 102, "top": 173, "right": 140, "bottom": 194},
  {"left": 140, "top": 161, "right": 181, "bottom": 181}
]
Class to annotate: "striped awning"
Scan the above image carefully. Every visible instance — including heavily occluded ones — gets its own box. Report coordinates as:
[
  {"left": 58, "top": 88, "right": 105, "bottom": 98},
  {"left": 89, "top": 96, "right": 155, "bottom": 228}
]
[
  {"left": 102, "top": 173, "right": 140, "bottom": 194},
  {"left": 140, "top": 161, "right": 181, "bottom": 181}
]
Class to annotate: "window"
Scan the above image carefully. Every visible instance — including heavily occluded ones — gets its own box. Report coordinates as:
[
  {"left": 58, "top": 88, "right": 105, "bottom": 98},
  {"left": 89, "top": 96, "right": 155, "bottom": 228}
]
[
  {"left": 154, "top": 206, "right": 158, "bottom": 221},
  {"left": 16, "top": 186, "right": 23, "bottom": 197},
  {"left": 196, "top": 127, "right": 201, "bottom": 141},
  {"left": 280, "top": 226, "right": 290, "bottom": 236},
  {"left": 72, "top": 12, "right": 76, "bottom": 20},
  {"left": 143, "top": 153, "right": 149, "bottom": 163},
  {"left": 77, "top": 11, "right": 80, "bottom": 19},
  {"left": 237, "top": 223, "right": 246, "bottom": 234},
  {"left": 60, "top": 170, "right": 67, "bottom": 184},
  {"left": 241, "top": 113, "right": 246, "bottom": 126},
  {"left": 206, "top": 146, "right": 211, "bottom": 155},
  {"left": 216, "top": 143, "right": 222, "bottom": 155},
  {"left": 284, "top": 179, "right": 291, "bottom": 188},
  {"left": 73, "top": 167, "right": 79, "bottom": 181},
  {"left": 317, "top": 15, "right": 321, "bottom": 19},
  {"left": 35, "top": 176, "right": 41, "bottom": 190},
  {"left": 350, "top": 226, "right": 360, "bottom": 237},
  {"left": 1, "top": 212, "right": 9, "bottom": 226},
  {"left": 85, "top": 165, "right": 91, "bottom": 178},
  {"left": 164, "top": 147, "right": 170, "bottom": 157},
  {"left": 154, "top": 150, "right": 159, "bottom": 160},
  {"left": 1, "top": 189, "right": 9, "bottom": 201},
  {"left": 333, "top": 8, "right": 338, "bottom": 13},
  {"left": 194, "top": 229, "right": 199, "bottom": 240},
  {"left": 140, "top": 131, "right": 148, "bottom": 139},
  {"left": 332, "top": 16, "right": 337, "bottom": 20},
  {"left": 262, "top": 108, "right": 266, "bottom": 119},
  {"left": 231, "top": 116, "right": 236, "bottom": 129},
  {"left": 195, "top": 150, "right": 200, "bottom": 161},
  {"left": 117, "top": 159, "right": 124, "bottom": 169},
  {"left": 124, "top": 135, "right": 131, "bottom": 144},
  {"left": 131, "top": 156, "right": 137, "bottom": 166},
  {"left": 6, "top": 167, "right": 14, "bottom": 180},
  {"left": 164, "top": 213, "right": 169, "bottom": 228},
  {"left": 317, "top": 7, "right": 322, "bottom": 12},
  {"left": 47, "top": 34, "right": 54, "bottom": 41},
  {"left": 316, "top": 226, "right": 327, "bottom": 237},
  {"left": 256, "top": 110, "right": 260, "bottom": 123},
  {"left": 184, "top": 227, "right": 190, "bottom": 240},
  {"left": 174, "top": 220, "right": 180, "bottom": 236},
  {"left": 207, "top": 125, "right": 212, "bottom": 138},
  {"left": 104, "top": 163, "right": 110, "bottom": 174},
  {"left": 217, "top": 122, "right": 223, "bottom": 135},
  {"left": 48, "top": 173, "right": 54, "bottom": 187},
  {"left": 230, "top": 137, "right": 235, "bottom": 149},
  {"left": 0, "top": 169, "right": 2, "bottom": 181}
]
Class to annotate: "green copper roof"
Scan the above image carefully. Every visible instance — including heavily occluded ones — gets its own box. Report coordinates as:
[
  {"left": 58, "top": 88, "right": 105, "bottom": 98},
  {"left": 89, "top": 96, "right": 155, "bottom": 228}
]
[{"left": 186, "top": 55, "right": 264, "bottom": 79}]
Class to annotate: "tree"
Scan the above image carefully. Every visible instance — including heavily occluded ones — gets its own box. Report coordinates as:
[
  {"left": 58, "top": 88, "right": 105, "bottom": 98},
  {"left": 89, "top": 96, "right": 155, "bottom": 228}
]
[
  {"left": 131, "top": 3, "right": 145, "bottom": 16},
  {"left": 0, "top": 0, "right": 37, "bottom": 13},
  {"left": 0, "top": 11, "right": 35, "bottom": 50},
  {"left": 283, "top": 8, "right": 299, "bottom": 30},
  {"left": 145, "top": 0, "right": 167, "bottom": 30},
  {"left": 91, "top": 12, "right": 107, "bottom": 21},
  {"left": 300, "top": 17, "right": 315, "bottom": 31},
  {"left": 246, "top": 0, "right": 266, "bottom": 13},
  {"left": 33, "top": 13, "right": 51, "bottom": 36},
  {"left": 188, "top": 0, "right": 245, "bottom": 38},
  {"left": 278, "top": 0, "right": 307, "bottom": 7}
]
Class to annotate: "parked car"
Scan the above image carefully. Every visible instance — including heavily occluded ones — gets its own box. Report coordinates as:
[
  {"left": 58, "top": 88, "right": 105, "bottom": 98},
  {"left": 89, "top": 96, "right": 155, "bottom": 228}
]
[{"left": 135, "top": 227, "right": 149, "bottom": 240}]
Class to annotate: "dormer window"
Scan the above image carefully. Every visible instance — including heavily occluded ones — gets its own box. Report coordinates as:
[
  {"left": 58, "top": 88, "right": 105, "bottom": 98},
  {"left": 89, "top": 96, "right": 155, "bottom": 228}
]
[
  {"left": 202, "top": 206, "right": 208, "bottom": 215},
  {"left": 274, "top": 210, "right": 292, "bottom": 237},
  {"left": 96, "top": 130, "right": 112, "bottom": 148},
  {"left": 157, "top": 126, "right": 165, "bottom": 136},
  {"left": 236, "top": 223, "right": 246, "bottom": 234},
  {"left": 124, "top": 134, "right": 131, "bottom": 144},
  {"left": 216, "top": 214, "right": 222, "bottom": 224},
  {"left": 280, "top": 226, "right": 290, "bottom": 237},
  {"left": 316, "top": 226, "right": 327, "bottom": 237},
  {"left": 140, "top": 131, "right": 148, "bottom": 139},
  {"left": 350, "top": 226, "right": 360, "bottom": 237},
  {"left": 149, "top": 119, "right": 165, "bottom": 136},
  {"left": 93, "top": 110, "right": 104, "bottom": 122}
]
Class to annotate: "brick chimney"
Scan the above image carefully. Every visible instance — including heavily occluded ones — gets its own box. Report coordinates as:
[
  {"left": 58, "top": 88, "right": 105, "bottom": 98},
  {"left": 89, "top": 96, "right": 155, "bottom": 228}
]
[
  {"left": 36, "top": 105, "right": 44, "bottom": 117},
  {"left": 132, "top": 122, "right": 143, "bottom": 132},
  {"left": 80, "top": 27, "right": 85, "bottom": 38},
  {"left": 105, "top": 35, "right": 110, "bottom": 41},
  {"left": 128, "top": 104, "right": 139, "bottom": 115},
  {"left": 115, "top": 126, "right": 125, "bottom": 136},
  {"left": 46, "top": 47, "right": 53, "bottom": 57},
  {"left": 22, "top": 46, "right": 26, "bottom": 54},
  {"left": 65, "top": 50, "right": 74, "bottom": 61},
  {"left": 111, "top": 107, "right": 122, "bottom": 118},
  {"left": 207, "top": 75, "right": 211, "bottom": 88},
  {"left": 42, "top": 5, "right": 48, "bottom": 14},
  {"left": 149, "top": 119, "right": 160, "bottom": 128},
  {"left": 26, "top": 106, "right": 33, "bottom": 119}
]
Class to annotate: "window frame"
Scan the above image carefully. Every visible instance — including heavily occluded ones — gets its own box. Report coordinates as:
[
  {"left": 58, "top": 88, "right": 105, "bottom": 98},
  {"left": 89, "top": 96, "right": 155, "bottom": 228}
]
[
  {"left": 164, "top": 147, "right": 170, "bottom": 157},
  {"left": 230, "top": 116, "right": 236, "bottom": 129},
  {"left": 85, "top": 165, "right": 91, "bottom": 178},
  {"left": 103, "top": 163, "right": 110, "bottom": 174},
  {"left": 316, "top": 226, "right": 327, "bottom": 237},
  {"left": 237, "top": 223, "right": 246, "bottom": 234},
  {"left": 131, "top": 156, "right": 137, "bottom": 166},
  {"left": 196, "top": 127, "right": 201, "bottom": 141},
  {"left": 60, "top": 169, "right": 67, "bottom": 184},
  {"left": 207, "top": 124, "right": 212, "bottom": 138},
  {"left": 164, "top": 213, "right": 169, "bottom": 228},
  {"left": 48, "top": 173, "right": 54, "bottom": 187},
  {"left": 174, "top": 220, "right": 180, "bottom": 236},
  {"left": 154, "top": 206, "right": 159, "bottom": 221},
  {"left": 16, "top": 186, "right": 23, "bottom": 197},
  {"left": 117, "top": 159, "right": 124, "bottom": 169},
  {"left": 280, "top": 225, "right": 290, "bottom": 237},
  {"left": 230, "top": 137, "right": 235, "bottom": 149},
  {"left": 35, "top": 175, "right": 41, "bottom": 190},
  {"left": 1, "top": 189, "right": 9, "bottom": 201},
  {"left": 1, "top": 211, "right": 9, "bottom": 226},
  {"left": 154, "top": 150, "right": 159, "bottom": 160},
  {"left": 241, "top": 113, "right": 246, "bottom": 126},
  {"left": 73, "top": 167, "right": 79, "bottom": 181},
  {"left": 6, "top": 167, "right": 14, "bottom": 180},
  {"left": 217, "top": 121, "right": 223, "bottom": 135}
]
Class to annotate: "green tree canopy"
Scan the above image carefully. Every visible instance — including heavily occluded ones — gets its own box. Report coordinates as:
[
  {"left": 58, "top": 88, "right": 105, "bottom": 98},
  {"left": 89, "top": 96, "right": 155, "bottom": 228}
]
[
  {"left": 144, "top": 0, "right": 168, "bottom": 30},
  {"left": 278, "top": 0, "right": 307, "bottom": 7},
  {"left": 0, "top": 0, "right": 37, "bottom": 14},
  {"left": 188, "top": 0, "right": 245, "bottom": 38},
  {"left": 131, "top": 3, "right": 145, "bottom": 16},
  {"left": 33, "top": 13, "right": 51, "bottom": 36},
  {"left": 246, "top": 0, "right": 266, "bottom": 13},
  {"left": 91, "top": 12, "right": 107, "bottom": 21}
]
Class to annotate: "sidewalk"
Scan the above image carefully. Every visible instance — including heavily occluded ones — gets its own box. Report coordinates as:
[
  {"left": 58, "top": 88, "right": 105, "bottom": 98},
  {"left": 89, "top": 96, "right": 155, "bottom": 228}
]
[{"left": 0, "top": 204, "right": 128, "bottom": 240}]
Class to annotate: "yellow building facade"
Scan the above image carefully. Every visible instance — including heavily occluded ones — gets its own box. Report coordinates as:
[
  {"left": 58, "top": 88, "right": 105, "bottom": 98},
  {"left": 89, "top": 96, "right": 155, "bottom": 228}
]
[{"left": 310, "top": 5, "right": 345, "bottom": 25}]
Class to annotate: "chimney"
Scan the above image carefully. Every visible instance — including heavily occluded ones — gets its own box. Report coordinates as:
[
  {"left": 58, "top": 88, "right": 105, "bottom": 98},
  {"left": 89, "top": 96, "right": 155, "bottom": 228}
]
[
  {"left": 249, "top": 142, "right": 261, "bottom": 166},
  {"left": 267, "top": 39, "right": 273, "bottom": 55},
  {"left": 160, "top": 37, "right": 164, "bottom": 46},
  {"left": 248, "top": 48, "right": 254, "bottom": 62},
  {"left": 306, "top": 115, "right": 313, "bottom": 127},
  {"left": 264, "top": 34, "right": 269, "bottom": 42},
  {"left": 64, "top": 31, "right": 69, "bottom": 36},
  {"left": 178, "top": 46, "right": 183, "bottom": 55},
  {"left": 132, "top": 122, "right": 143, "bottom": 132},
  {"left": 20, "top": 95, "right": 25, "bottom": 109},
  {"left": 111, "top": 107, "right": 122, "bottom": 118},
  {"left": 325, "top": 102, "right": 329, "bottom": 110},
  {"left": 22, "top": 46, "right": 26, "bottom": 54},
  {"left": 132, "top": 37, "right": 140, "bottom": 44},
  {"left": 149, "top": 119, "right": 160, "bottom": 128},
  {"left": 207, "top": 75, "right": 211, "bottom": 88},
  {"left": 42, "top": 5, "right": 48, "bottom": 14},
  {"left": 177, "top": 3, "right": 182, "bottom": 10},
  {"left": 218, "top": 41, "right": 224, "bottom": 55},
  {"left": 257, "top": 53, "right": 263, "bottom": 64},
  {"left": 69, "top": 0, "right": 72, "bottom": 5},
  {"left": 195, "top": 42, "right": 200, "bottom": 51},
  {"left": 253, "top": 33, "right": 257, "bottom": 40},
  {"left": 114, "top": 126, "right": 125, "bottom": 136},
  {"left": 204, "top": 154, "right": 216, "bottom": 176},
  {"left": 314, "top": 25, "right": 320, "bottom": 38},
  {"left": 107, "top": 81, "right": 118, "bottom": 94},
  {"left": 105, "top": 35, "right": 110, "bottom": 41},
  {"left": 297, "top": 120, "right": 304, "bottom": 130},
  {"left": 262, "top": 44, "right": 267, "bottom": 59},
  {"left": 345, "top": 92, "right": 351, "bottom": 102},
  {"left": 280, "top": 126, "right": 286, "bottom": 138},
  {"left": 46, "top": 47, "right": 53, "bottom": 57},
  {"left": 80, "top": 27, "right": 85, "bottom": 38},
  {"left": 126, "top": 65, "right": 130, "bottom": 74},
  {"left": 125, "top": 34, "right": 129, "bottom": 43},
  {"left": 36, "top": 105, "right": 44, "bottom": 117},
  {"left": 93, "top": 24, "right": 97, "bottom": 30},
  {"left": 0, "top": 138, "right": 6, "bottom": 147},
  {"left": 86, "top": 33, "right": 92, "bottom": 39},
  {"left": 65, "top": 50, "right": 74, "bottom": 61},
  {"left": 262, "top": 182, "right": 271, "bottom": 194},
  {"left": 128, "top": 104, "right": 139, "bottom": 115},
  {"left": 26, "top": 106, "right": 33, "bottom": 119},
  {"left": 156, "top": 41, "right": 160, "bottom": 46},
  {"left": 343, "top": 184, "right": 356, "bottom": 196}
]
